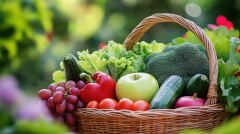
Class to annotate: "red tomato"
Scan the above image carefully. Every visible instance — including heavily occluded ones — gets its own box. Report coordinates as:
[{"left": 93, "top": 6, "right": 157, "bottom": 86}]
[
  {"left": 116, "top": 98, "right": 134, "bottom": 110},
  {"left": 98, "top": 98, "right": 117, "bottom": 109},
  {"left": 133, "top": 100, "right": 150, "bottom": 111},
  {"left": 86, "top": 100, "right": 98, "bottom": 108}
]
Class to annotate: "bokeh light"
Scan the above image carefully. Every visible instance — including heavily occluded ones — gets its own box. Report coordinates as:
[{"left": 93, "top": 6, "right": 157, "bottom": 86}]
[{"left": 185, "top": 3, "right": 202, "bottom": 17}]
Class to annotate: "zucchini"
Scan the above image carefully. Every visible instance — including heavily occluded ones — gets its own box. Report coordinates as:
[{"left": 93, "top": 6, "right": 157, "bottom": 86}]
[
  {"left": 63, "top": 54, "right": 82, "bottom": 82},
  {"left": 185, "top": 74, "right": 209, "bottom": 98},
  {"left": 150, "top": 75, "right": 184, "bottom": 109}
]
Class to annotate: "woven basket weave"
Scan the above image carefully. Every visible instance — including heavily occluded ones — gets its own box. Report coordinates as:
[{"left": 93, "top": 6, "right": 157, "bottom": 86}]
[{"left": 76, "top": 13, "right": 228, "bottom": 134}]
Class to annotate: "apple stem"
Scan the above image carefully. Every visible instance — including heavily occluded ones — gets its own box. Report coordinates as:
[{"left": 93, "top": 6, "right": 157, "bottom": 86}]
[{"left": 192, "top": 93, "right": 197, "bottom": 99}]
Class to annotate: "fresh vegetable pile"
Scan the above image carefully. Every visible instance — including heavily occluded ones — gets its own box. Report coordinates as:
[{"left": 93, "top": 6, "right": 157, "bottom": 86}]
[
  {"left": 176, "top": 28, "right": 240, "bottom": 113},
  {"left": 37, "top": 17, "right": 240, "bottom": 130}
]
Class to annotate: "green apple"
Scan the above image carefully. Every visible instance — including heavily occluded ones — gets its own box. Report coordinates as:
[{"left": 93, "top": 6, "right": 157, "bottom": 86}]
[{"left": 116, "top": 73, "right": 159, "bottom": 102}]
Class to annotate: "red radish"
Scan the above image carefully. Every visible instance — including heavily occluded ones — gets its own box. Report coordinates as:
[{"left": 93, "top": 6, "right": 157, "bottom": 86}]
[{"left": 175, "top": 93, "right": 205, "bottom": 108}]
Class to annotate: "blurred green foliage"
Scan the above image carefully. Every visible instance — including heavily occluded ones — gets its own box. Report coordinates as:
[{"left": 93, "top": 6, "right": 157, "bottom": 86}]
[
  {"left": 0, "top": 0, "right": 51, "bottom": 72},
  {"left": 13, "top": 119, "right": 68, "bottom": 134},
  {"left": 180, "top": 117, "right": 240, "bottom": 134},
  {"left": 0, "top": 105, "right": 13, "bottom": 130},
  {"left": 0, "top": 0, "right": 52, "bottom": 90}
]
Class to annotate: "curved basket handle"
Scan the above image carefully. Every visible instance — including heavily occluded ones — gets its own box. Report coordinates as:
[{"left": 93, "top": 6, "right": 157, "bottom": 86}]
[{"left": 123, "top": 13, "right": 218, "bottom": 105}]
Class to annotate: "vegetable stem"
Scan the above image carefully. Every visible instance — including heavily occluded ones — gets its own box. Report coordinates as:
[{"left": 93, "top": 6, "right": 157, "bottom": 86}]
[{"left": 80, "top": 73, "right": 94, "bottom": 83}]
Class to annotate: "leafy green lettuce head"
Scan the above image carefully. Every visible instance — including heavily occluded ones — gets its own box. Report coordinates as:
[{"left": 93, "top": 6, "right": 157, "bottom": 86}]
[
  {"left": 218, "top": 59, "right": 240, "bottom": 113},
  {"left": 77, "top": 50, "right": 107, "bottom": 75}
]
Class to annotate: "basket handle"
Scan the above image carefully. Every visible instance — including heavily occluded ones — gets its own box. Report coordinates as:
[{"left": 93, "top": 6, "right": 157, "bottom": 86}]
[{"left": 123, "top": 13, "right": 218, "bottom": 105}]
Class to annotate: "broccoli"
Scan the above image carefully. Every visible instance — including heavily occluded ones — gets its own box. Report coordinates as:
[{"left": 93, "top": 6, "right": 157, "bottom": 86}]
[
  {"left": 144, "top": 43, "right": 209, "bottom": 86},
  {"left": 162, "top": 44, "right": 206, "bottom": 54}
]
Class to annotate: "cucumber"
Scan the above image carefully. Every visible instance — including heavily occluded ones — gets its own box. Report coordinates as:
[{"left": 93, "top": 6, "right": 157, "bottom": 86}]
[
  {"left": 150, "top": 75, "right": 184, "bottom": 109},
  {"left": 63, "top": 54, "right": 82, "bottom": 82},
  {"left": 185, "top": 74, "right": 209, "bottom": 98}
]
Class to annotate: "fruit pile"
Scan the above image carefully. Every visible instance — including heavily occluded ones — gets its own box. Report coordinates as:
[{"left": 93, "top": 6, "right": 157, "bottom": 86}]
[{"left": 38, "top": 80, "right": 85, "bottom": 129}]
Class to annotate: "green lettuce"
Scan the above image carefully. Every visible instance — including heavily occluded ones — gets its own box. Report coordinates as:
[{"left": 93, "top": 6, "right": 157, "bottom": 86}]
[
  {"left": 229, "top": 37, "right": 240, "bottom": 64},
  {"left": 218, "top": 59, "right": 240, "bottom": 113},
  {"left": 100, "top": 41, "right": 127, "bottom": 59},
  {"left": 133, "top": 41, "right": 166, "bottom": 59},
  {"left": 77, "top": 50, "right": 107, "bottom": 75},
  {"left": 107, "top": 57, "right": 128, "bottom": 80},
  {"left": 104, "top": 41, "right": 146, "bottom": 80}
]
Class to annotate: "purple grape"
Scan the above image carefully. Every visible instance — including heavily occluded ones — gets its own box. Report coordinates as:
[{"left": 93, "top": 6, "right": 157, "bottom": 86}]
[
  {"left": 66, "top": 103, "right": 75, "bottom": 112},
  {"left": 65, "top": 113, "right": 77, "bottom": 126},
  {"left": 53, "top": 91, "right": 64, "bottom": 103},
  {"left": 75, "top": 100, "right": 85, "bottom": 109},
  {"left": 38, "top": 89, "right": 52, "bottom": 100},
  {"left": 56, "top": 100, "right": 66, "bottom": 114},
  {"left": 55, "top": 86, "right": 66, "bottom": 93},
  {"left": 77, "top": 80, "right": 85, "bottom": 90},
  {"left": 68, "top": 87, "right": 80, "bottom": 95},
  {"left": 56, "top": 82, "right": 66, "bottom": 88},
  {"left": 48, "top": 84, "right": 57, "bottom": 93},
  {"left": 65, "top": 80, "right": 76, "bottom": 89},
  {"left": 56, "top": 115, "right": 64, "bottom": 123},
  {"left": 47, "top": 97, "right": 55, "bottom": 108},
  {"left": 66, "top": 95, "right": 78, "bottom": 104}
]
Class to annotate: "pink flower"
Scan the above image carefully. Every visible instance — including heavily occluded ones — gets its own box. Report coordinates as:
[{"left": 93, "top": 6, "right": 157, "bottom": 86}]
[
  {"left": 225, "top": 21, "right": 234, "bottom": 30},
  {"left": 207, "top": 24, "right": 218, "bottom": 30},
  {"left": 216, "top": 15, "right": 228, "bottom": 26},
  {"left": 208, "top": 15, "right": 234, "bottom": 30}
]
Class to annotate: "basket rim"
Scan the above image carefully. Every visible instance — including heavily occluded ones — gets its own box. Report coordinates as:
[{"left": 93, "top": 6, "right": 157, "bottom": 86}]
[{"left": 76, "top": 104, "right": 226, "bottom": 118}]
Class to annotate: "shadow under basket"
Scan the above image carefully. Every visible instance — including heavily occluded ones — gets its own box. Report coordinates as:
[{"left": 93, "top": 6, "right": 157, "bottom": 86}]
[{"left": 75, "top": 13, "right": 229, "bottom": 134}]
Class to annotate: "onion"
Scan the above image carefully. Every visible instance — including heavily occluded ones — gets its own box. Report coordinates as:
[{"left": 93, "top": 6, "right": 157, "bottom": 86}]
[{"left": 175, "top": 93, "right": 205, "bottom": 108}]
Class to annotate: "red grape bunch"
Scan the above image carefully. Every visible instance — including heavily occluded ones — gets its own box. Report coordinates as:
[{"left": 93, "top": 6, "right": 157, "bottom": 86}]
[{"left": 37, "top": 80, "right": 85, "bottom": 128}]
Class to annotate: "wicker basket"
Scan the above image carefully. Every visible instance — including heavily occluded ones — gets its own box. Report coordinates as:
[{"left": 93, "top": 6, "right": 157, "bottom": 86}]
[{"left": 75, "top": 13, "right": 228, "bottom": 134}]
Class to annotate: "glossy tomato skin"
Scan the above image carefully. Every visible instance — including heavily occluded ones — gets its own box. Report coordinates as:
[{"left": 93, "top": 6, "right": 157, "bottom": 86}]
[
  {"left": 116, "top": 98, "right": 134, "bottom": 110},
  {"left": 86, "top": 100, "right": 99, "bottom": 108},
  {"left": 133, "top": 100, "right": 150, "bottom": 111},
  {"left": 98, "top": 98, "right": 117, "bottom": 109}
]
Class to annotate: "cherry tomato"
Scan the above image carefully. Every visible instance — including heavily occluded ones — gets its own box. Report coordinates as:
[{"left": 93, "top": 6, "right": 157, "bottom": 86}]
[
  {"left": 98, "top": 98, "right": 117, "bottom": 109},
  {"left": 116, "top": 98, "right": 134, "bottom": 110},
  {"left": 86, "top": 100, "right": 98, "bottom": 108},
  {"left": 133, "top": 100, "right": 150, "bottom": 111}
]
